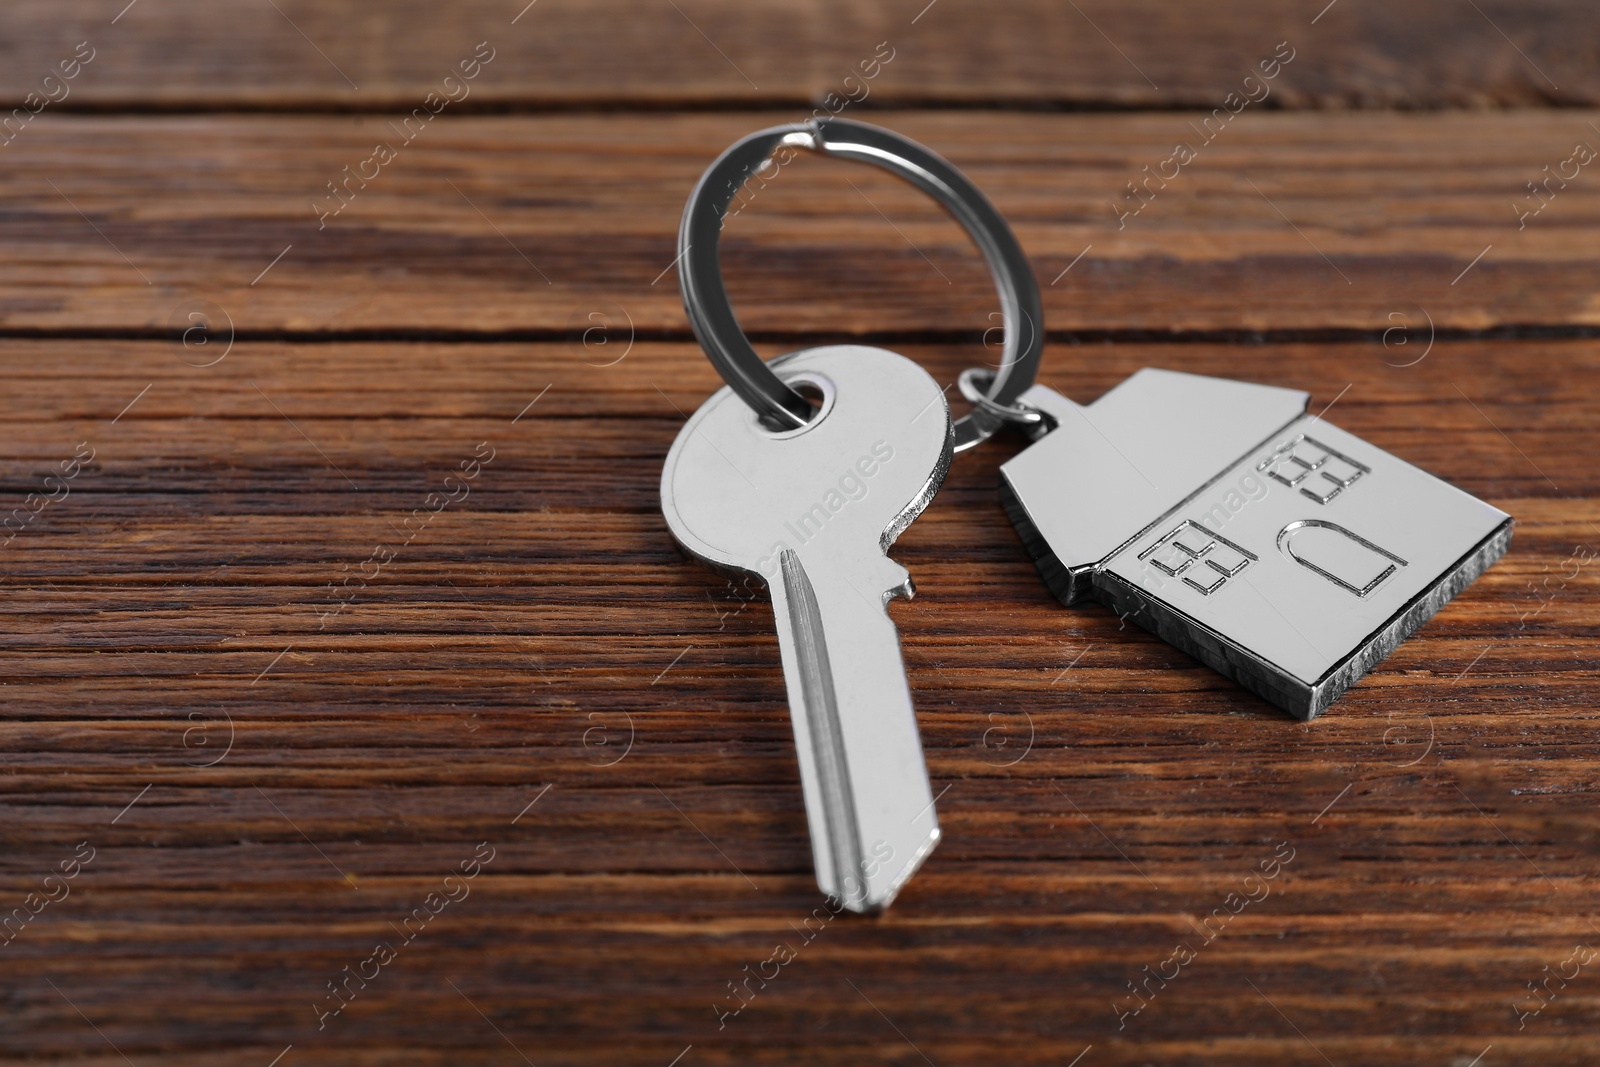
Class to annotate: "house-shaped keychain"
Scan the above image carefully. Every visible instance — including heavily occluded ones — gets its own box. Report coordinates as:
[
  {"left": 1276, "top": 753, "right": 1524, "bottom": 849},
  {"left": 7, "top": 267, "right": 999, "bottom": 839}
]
[{"left": 1000, "top": 369, "right": 1512, "bottom": 719}]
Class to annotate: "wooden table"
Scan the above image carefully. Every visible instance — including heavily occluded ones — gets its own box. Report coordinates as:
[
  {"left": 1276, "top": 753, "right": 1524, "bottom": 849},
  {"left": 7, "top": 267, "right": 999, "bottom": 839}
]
[{"left": 2, "top": 3, "right": 1597, "bottom": 1064}]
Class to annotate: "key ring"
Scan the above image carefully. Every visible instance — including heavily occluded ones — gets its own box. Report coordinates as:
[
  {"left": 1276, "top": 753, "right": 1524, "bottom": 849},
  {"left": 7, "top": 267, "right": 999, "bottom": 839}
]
[
  {"left": 678, "top": 117, "right": 1044, "bottom": 452},
  {"left": 957, "top": 368, "right": 1046, "bottom": 427}
]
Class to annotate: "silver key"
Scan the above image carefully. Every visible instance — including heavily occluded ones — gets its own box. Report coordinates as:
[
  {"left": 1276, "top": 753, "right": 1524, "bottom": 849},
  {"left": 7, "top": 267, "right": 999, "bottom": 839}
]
[{"left": 661, "top": 344, "right": 952, "bottom": 912}]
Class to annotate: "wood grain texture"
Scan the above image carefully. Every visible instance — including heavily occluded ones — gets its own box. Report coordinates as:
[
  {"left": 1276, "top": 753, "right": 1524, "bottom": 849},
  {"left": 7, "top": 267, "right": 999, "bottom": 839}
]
[
  {"left": 0, "top": 338, "right": 1595, "bottom": 1065},
  {"left": 5, "top": 111, "right": 1600, "bottom": 335},
  {"left": 2, "top": 0, "right": 1597, "bottom": 109},
  {"left": 6, "top": 1, "right": 1600, "bottom": 1063}
]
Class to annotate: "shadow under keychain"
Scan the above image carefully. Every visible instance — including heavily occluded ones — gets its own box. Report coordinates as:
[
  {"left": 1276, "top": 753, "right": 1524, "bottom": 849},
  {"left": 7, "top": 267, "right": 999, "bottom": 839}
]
[{"left": 660, "top": 117, "right": 1512, "bottom": 913}]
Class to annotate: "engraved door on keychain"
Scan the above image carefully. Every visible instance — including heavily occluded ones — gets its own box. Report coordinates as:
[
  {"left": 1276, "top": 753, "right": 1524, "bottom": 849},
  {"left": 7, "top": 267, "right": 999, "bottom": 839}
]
[{"left": 999, "top": 369, "right": 1512, "bottom": 719}]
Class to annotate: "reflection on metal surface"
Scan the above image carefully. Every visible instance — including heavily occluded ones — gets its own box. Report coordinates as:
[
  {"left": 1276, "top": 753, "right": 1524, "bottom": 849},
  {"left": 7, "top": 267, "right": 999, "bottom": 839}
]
[
  {"left": 1278, "top": 519, "right": 1406, "bottom": 597},
  {"left": 661, "top": 345, "right": 949, "bottom": 910},
  {"left": 1002, "top": 368, "right": 1512, "bottom": 719}
]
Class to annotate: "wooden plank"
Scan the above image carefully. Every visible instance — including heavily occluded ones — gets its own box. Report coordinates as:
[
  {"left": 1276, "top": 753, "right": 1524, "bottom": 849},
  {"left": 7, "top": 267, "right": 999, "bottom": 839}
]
[
  {"left": 4, "top": 111, "right": 1600, "bottom": 336},
  {"left": 2, "top": 0, "right": 1596, "bottom": 110},
  {"left": 0, "top": 337, "right": 1595, "bottom": 1064}
]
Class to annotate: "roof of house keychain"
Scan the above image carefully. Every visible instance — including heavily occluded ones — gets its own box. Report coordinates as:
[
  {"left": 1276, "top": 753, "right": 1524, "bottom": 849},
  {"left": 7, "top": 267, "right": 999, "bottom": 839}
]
[{"left": 660, "top": 118, "right": 1044, "bottom": 912}]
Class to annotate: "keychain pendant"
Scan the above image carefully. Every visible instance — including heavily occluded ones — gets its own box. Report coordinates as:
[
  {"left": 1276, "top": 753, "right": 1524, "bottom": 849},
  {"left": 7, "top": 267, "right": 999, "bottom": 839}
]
[{"left": 1000, "top": 369, "right": 1512, "bottom": 719}]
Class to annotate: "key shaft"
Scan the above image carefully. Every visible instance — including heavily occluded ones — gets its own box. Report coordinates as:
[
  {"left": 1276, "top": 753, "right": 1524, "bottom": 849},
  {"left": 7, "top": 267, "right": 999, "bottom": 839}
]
[{"left": 773, "top": 548, "right": 938, "bottom": 912}]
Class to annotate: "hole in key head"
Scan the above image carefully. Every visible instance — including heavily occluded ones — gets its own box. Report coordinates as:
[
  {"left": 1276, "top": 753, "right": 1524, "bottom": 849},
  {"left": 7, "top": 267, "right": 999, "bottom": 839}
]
[
  {"left": 792, "top": 381, "right": 826, "bottom": 410},
  {"left": 759, "top": 372, "right": 835, "bottom": 438}
]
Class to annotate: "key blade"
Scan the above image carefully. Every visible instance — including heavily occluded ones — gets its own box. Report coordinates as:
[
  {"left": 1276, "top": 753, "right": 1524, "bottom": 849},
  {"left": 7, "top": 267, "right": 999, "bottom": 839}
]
[{"left": 773, "top": 548, "right": 940, "bottom": 913}]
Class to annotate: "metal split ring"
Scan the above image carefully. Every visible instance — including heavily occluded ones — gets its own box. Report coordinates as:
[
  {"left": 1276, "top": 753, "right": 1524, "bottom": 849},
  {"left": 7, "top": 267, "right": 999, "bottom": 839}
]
[
  {"left": 957, "top": 368, "right": 1045, "bottom": 425},
  {"left": 677, "top": 117, "right": 1044, "bottom": 452}
]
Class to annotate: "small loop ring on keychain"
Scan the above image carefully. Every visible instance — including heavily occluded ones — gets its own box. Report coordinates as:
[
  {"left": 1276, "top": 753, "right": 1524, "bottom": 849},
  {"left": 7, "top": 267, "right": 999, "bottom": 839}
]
[
  {"left": 957, "top": 368, "right": 1046, "bottom": 428},
  {"left": 678, "top": 117, "right": 1045, "bottom": 452}
]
